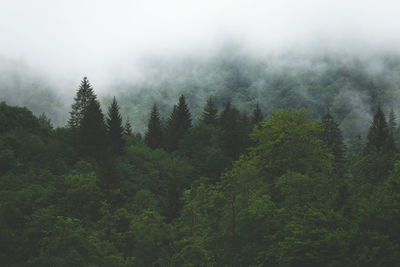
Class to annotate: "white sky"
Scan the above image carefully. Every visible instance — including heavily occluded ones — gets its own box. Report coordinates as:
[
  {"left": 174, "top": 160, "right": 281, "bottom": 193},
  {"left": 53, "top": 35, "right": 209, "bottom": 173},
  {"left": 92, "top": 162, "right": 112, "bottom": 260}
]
[{"left": 1, "top": 0, "right": 400, "bottom": 88}]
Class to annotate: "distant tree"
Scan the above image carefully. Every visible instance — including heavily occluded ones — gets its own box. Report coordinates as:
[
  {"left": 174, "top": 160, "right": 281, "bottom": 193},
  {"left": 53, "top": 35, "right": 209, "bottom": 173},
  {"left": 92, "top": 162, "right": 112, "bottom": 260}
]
[
  {"left": 166, "top": 95, "right": 192, "bottom": 151},
  {"left": 124, "top": 118, "right": 133, "bottom": 136},
  {"left": 68, "top": 77, "right": 95, "bottom": 129},
  {"left": 251, "top": 103, "right": 264, "bottom": 125},
  {"left": 145, "top": 104, "right": 164, "bottom": 149},
  {"left": 201, "top": 97, "right": 218, "bottom": 125},
  {"left": 364, "top": 106, "right": 396, "bottom": 154},
  {"left": 38, "top": 113, "right": 53, "bottom": 130},
  {"left": 106, "top": 97, "right": 125, "bottom": 155},
  {"left": 78, "top": 97, "right": 107, "bottom": 159},
  {"left": 320, "top": 111, "right": 346, "bottom": 175}
]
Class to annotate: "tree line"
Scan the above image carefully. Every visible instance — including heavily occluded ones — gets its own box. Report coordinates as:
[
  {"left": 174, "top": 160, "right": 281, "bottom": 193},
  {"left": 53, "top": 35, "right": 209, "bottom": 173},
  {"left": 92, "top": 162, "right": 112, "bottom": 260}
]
[{"left": 1, "top": 77, "right": 400, "bottom": 266}]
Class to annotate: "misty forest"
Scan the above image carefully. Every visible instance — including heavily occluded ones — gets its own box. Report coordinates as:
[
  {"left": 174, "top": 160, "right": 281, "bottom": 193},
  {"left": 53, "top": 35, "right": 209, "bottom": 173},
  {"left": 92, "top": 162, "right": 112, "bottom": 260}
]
[{"left": 1, "top": 47, "right": 400, "bottom": 266}]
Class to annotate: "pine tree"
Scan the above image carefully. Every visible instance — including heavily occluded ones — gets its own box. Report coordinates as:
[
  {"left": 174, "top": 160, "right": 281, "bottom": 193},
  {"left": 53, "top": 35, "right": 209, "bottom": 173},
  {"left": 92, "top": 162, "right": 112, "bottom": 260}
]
[
  {"left": 79, "top": 97, "right": 107, "bottom": 159},
  {"left": 145, "top": 104, "right": 163, "bottom": 149},
  {"left": 251, "top": 103, "right": 264, "bottom": 125},
  {"left": 320, "top": 110, "right": 346, "bottom": 174},
  {"left": 201, "top": 97, "right": 218, "bottom": 125},
  {"left": 68, "top": 77, "right": 95, "bottom": 128},
  {"left": 106, "top": 97, "right": 125, "bottom": 154},
  {"left": 166, "top": 95, "right": 192, "bottom": 151},
  {"left": 389, "top": 109, "right": 397, "bottom": 136},
  {"left": 218, "top": 101, "right": 247, "bottom": 160},
  {"left": 124, "top": 118, "right": 133, "bottom": 136},
  {"left": 365, "top": 106, "right": 396, "bottom": 154}
]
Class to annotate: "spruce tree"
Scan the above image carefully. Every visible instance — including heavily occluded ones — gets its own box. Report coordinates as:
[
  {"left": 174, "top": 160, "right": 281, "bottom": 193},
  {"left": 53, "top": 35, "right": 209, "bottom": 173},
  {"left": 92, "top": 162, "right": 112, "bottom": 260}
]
[
  {"left": 201, "top": 97, "right": 218, "bottom": 125},
  {"left": 106, "top": 97, "right": 125, "bottom": 155},
  {"left": 124, "top": 118, "right": 133, "bottom": 136},
  {"left": 218, "top": 101, "right": 247, "bottom": 160},
  {"left": 320, "top": 110, "right": 346, "bottom": 174},
  {"left": 79, "top": 97, "right": 107, "bottom": 159},
  {"left": 365, "top": 106, "right": 395, "bottom": 154},
  {"left": 251, "top": 103, "right": 264, "bottom": 125},
  {"left": 166, "top": 95, "right": 192, "bottom": 151},
  {"left": 145, "top": 104, "right": 163, "bottom": 149},
  {"left": 68, "top": 77, "right": 95, "bottom": 128}
]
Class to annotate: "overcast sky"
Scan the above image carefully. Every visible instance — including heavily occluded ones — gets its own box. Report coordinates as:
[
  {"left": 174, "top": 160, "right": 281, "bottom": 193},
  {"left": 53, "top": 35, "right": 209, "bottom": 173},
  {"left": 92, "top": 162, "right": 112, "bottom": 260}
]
[{"left": 1, "top": 0, "right": 400, "bottom": 88}]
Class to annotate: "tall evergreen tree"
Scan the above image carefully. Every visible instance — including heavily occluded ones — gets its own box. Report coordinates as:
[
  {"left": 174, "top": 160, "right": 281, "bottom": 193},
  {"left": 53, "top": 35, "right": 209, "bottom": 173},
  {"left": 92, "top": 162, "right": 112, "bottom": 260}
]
[
  {"left": 251, "top": 103, "right": 264, "bottom": 125},
  {"left": 68, "top": 77, "right": 95, "bottom": 128},
  {"left": 201, "top": 97, "right": 218, "bottom": 125},
  {"left": 124, "top": 118, "right": 133, "bottom": 136},
  {"left": 364, "top": 106, "right": 396, "bottom": 154},
  {"left": 145, "top": 104, "right": 163, "bottom": 149},
  {"left": 106, "top": 97, "right": 125, "bottom": 155},
  {"left": 320, "top": 111, "right": 346, "bottom": 175},
  {"left": 218, "top": 101, "right": 248, "bottom": 160},
  {"left": 166, "top": 95, "right": 192, "bottom": 151},
  {"left": 79, "top": 97, "right": 107, "bottom": 159}
]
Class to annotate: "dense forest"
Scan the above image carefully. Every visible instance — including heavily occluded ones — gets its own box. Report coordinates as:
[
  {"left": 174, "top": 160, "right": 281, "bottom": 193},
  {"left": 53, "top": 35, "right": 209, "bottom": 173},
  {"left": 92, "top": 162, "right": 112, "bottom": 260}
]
[{"left": 1, "top": 72, "right": 400, "bottom": 266}]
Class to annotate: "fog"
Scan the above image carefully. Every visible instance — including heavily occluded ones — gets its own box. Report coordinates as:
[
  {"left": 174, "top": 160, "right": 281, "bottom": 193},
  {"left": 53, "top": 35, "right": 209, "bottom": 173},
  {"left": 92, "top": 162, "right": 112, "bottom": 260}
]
[
  {"left": 1, "top": 0, "right": 400, "bottom": 131},
  {"left": 1, "top": 0, "right": 400, "bottom": 86}
]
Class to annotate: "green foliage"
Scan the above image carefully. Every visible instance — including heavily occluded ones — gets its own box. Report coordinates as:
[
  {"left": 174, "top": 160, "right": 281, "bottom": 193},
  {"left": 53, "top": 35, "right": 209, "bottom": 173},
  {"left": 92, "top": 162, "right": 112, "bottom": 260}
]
[
  {"left": 78, "top": 98, "right": 108, "bottom": 159},
  {"left": 2, "top": 87, "right": 400, "bottom": 266},
  {"left": 106, "top": 97, "right": 125, "bottom": 155},
  {"left": 201, "top": 97, "right": 218, "bottom": 125},
  {"left": 166, "top": 95, "right": 192, "bottom": 151},
  {"left": 144, "top": 104, "right": 163, "bottom": 149},
  {"left": 68, "top": 77, "right": 96, "bottom": 129}
]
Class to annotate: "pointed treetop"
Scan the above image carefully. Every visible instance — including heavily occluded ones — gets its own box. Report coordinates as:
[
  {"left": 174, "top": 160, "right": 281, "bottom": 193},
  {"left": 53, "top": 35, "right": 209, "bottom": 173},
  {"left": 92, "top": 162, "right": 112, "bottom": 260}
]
[
  {"left": 124, "top": 117, "right": 133, "bottom": 136},
  {"left": 106, "top": 97, "right": 125, "bottom": 154},
  {"left": 145, "top": 104, "right": 164, "bottom": 149},
  {"left": 68, "top": 77, "right": 96, "bottom": 128},
  {"left": 201, "top": 97, "right": 218, "bottom": 125},
  {"left": 365, "top": 106, "right": 396, "bottom": 154}
]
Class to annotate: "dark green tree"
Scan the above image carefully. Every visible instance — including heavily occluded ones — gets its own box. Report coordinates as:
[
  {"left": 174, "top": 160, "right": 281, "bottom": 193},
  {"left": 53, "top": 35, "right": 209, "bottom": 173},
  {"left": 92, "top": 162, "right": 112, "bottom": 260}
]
[
  {"left": 124, "top": 118, "right": 133, "bottom": 136},
  {"left": 201, "top": 97, "right": 218, "bottom": 125},
  {"left": 166, "top": 95, "right": 192, "bottom": 151},
  {"left": 320, "top": 110, "right": 346, "bottom": 175},
  {"left": 364, "top": 106, "right": 396, "bottom": 154},
  {"left": 78, "top": 98, "right": 107, "bottom": 159},
  {"left": 145, "top": 104, "right": 163, "bottom": 149},
  {"left": 251, "top": 103, "right": 264, "bottom": 125},
  {"left": 218, "top": 101, "right": 249, "bottom": 160},
  {"left": 68, "top": 77, "right": 95, "bottom": 129},
  {"left": 106, "top": 97, "right": 125, "bottom": 155}
]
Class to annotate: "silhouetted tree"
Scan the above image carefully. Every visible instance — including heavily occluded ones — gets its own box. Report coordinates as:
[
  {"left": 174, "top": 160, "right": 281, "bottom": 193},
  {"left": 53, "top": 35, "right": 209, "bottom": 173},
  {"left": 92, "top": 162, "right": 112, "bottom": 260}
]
[
  {"left": 166, "top": 95, "right": 192, "bottom": 151},
  {"left": 201, "top": 97, "right": 218, "bottom": 125},
  {"left": 145, "top": 104, "right": 163, "bottom": 149},
  {"left": 106, "top": 97, "right": 125, "bottom": 155},
  {"left": 365, "top": 106, "right": 396, "bottom": 154},
  {"left": 68, "top": 77, "right": 95, "bottom": 129},
  {"left": 78, "top": 98, "right": 107, "bottom": 159}
]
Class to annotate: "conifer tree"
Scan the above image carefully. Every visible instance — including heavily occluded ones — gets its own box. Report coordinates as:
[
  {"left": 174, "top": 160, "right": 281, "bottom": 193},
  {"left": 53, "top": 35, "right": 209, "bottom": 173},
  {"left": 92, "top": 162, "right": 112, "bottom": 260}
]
[
  {"left": 201, "top": 97, "right": 218, "bottom": 125},
  {"left": 68, "top": 77, "right": 95, "bottom": 128},
  {"left": 365, "top": 106, "right": 396, "bottom": 154},
  {"left": 124, "top": 118, "right": 133, "bottom": 136},
  {"left": 106, "top": 97, "right": 125, "bottom": 154},
  {"left": 218, "top": 101, "right": 247, "bottom": 160},
  {"left": 320, "top": 111, "right": 346, "bottom": 174},
  {"left": 251, "top": 103, "right": 264, "bottom": 125},
  {"left": 166, "top": 95, "right": 192, "bottom": 151},
  {"left": 79, "top": 97, "right": 107, "bottom": 159},
  {"left": 145, "top": 104, "right": 163, "bottom": 149}
]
